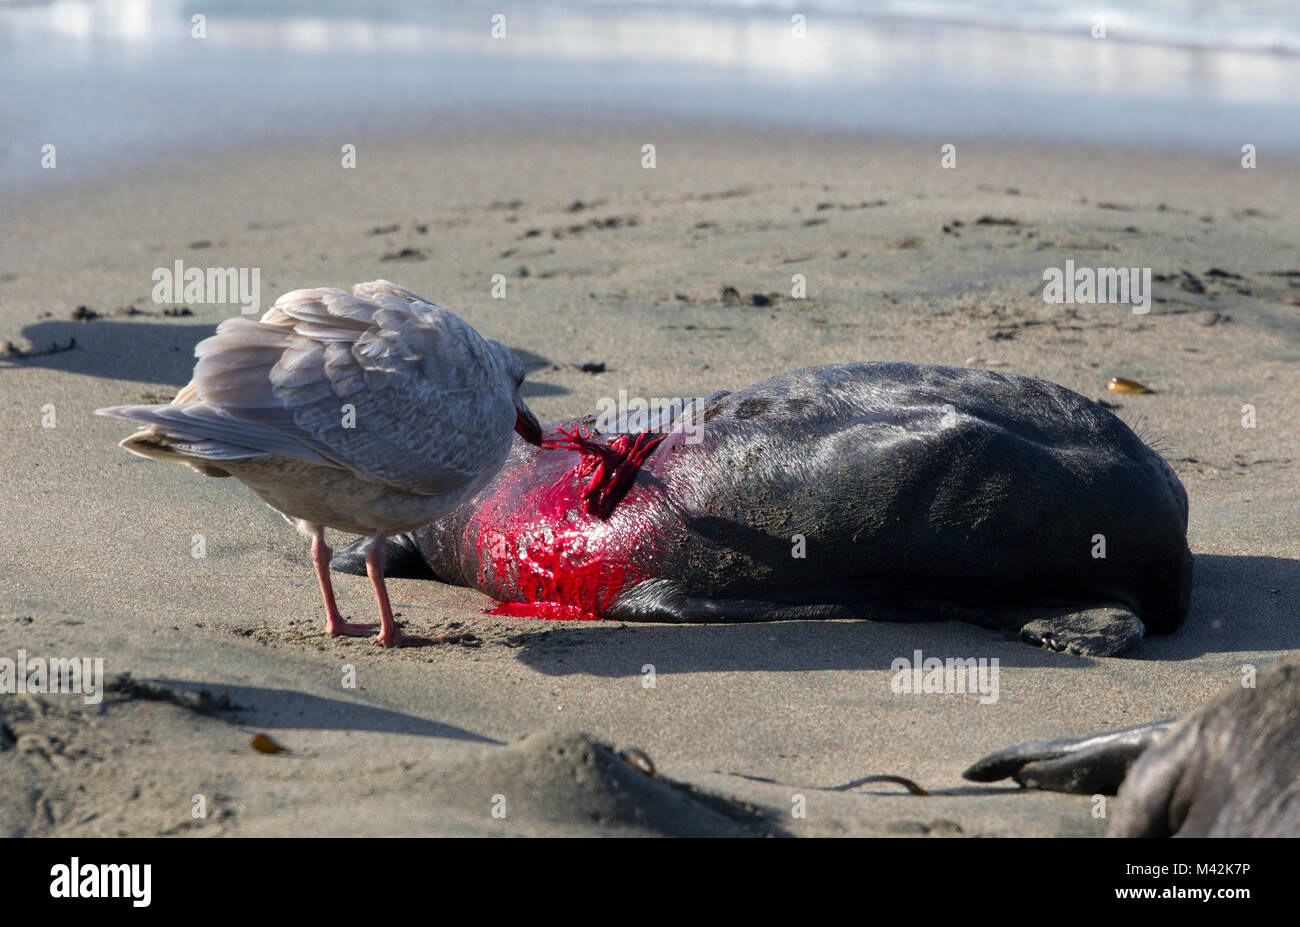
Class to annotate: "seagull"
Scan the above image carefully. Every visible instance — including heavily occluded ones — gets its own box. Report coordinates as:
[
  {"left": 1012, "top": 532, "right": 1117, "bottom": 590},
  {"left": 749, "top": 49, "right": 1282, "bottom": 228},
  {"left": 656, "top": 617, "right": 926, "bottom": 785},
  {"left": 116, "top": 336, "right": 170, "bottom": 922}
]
[{"left": 97, "top": 280, "right": 542, "bottom": 647}]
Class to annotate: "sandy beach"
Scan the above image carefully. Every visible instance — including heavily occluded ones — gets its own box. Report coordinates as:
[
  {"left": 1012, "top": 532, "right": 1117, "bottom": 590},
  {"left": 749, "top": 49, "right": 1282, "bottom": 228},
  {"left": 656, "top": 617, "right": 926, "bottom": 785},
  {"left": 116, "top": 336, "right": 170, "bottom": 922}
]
[{"left": 1, "top": 116, "right": 1297, "bottom": 837}]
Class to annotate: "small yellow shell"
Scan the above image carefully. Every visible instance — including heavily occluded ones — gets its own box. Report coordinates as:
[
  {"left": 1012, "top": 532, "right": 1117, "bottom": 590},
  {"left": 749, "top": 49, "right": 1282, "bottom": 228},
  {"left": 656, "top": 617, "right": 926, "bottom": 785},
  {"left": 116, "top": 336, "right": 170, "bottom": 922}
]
[
  {"left": 622, "top": 747, "right": 656, "bottom": 777},
  {"left": 250, "top": 733, "right": 286, "bottom": 754},
  {"left": 1106, "top": 377, "right": 1151, "bottom": 394}
]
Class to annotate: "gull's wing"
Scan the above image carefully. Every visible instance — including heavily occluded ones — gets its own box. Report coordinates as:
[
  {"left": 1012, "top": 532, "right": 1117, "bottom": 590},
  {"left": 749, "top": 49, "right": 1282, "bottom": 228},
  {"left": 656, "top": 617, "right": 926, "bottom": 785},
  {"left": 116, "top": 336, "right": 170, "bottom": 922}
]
[
  {"left": 103, "top": 283, "right": 518, "bottom": 495},
  {"left": 96, "top": 400, "right": 334, "bottom": 464}
]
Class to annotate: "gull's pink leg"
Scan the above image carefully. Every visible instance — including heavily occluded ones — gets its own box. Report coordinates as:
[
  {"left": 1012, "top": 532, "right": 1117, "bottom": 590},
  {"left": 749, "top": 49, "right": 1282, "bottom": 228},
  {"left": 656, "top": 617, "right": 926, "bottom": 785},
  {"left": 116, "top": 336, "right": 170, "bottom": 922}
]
[
  {"left": 311, "top": 526, "right": 377, "bottom": 637},
  {"left": 366, "top": 532, "right": 432, "bottom": 648}
]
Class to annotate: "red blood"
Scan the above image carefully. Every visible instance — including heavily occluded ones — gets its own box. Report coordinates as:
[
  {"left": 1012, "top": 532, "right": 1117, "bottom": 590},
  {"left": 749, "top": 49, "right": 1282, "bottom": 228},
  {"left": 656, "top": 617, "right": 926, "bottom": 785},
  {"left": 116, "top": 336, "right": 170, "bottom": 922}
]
[
  {"left": 540, "top": 427, "right": 666, "bottom": 519},
  {"left": 487, "top": 601, "right": 604, "bottom": 621},
  {"left": 475, "top": 428, "right": 668, "bottom": 621}
]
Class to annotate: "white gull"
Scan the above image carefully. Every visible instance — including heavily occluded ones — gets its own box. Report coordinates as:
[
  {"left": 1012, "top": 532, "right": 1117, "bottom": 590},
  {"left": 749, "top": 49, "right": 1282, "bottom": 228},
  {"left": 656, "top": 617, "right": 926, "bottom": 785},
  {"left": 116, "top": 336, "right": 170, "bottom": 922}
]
[{"left": 97, "top": 279, "right": 542, "bottom": 647}]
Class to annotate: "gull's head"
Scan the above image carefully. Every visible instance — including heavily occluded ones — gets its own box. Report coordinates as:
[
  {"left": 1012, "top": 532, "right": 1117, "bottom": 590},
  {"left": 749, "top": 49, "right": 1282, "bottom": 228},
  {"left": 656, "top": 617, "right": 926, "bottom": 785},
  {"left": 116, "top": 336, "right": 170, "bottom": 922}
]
[{"left": 489, "top": 339, "right": 542, "bottom": 446}]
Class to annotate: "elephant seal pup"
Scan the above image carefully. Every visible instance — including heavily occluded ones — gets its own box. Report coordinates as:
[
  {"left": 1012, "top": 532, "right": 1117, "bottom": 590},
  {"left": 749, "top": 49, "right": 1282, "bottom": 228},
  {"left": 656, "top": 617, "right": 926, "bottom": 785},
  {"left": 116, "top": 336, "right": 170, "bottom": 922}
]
[
  {"left": 333, "top": 362, "right": 1193, "bottom": 656},
  {"left": 964, "top": 656, "right": 1300, "bottom": 836}
]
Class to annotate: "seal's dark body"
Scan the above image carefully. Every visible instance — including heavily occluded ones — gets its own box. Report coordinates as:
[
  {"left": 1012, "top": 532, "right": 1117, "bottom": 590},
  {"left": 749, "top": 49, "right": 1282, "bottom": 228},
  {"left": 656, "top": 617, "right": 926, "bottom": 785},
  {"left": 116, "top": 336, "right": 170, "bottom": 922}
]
[
  {"left": 966, "top": 658, "right": 1300, "bottom": 836},
  {"left": 335, "top": 363, "right": 1193, "bottom": 653}
]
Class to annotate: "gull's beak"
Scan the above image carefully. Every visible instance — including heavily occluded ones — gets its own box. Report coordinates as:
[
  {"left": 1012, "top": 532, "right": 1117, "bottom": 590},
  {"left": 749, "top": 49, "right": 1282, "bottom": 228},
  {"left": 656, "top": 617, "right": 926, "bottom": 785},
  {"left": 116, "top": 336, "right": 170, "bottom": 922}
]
[{"left": 514, "top": 402, "right": 543, "bottom": 446}]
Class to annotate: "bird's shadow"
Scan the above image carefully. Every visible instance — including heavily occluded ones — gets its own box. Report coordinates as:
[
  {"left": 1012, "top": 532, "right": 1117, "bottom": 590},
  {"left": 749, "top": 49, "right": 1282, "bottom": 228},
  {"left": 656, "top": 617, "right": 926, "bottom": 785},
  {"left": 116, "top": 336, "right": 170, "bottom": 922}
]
[
  {"left": 150, "top": 678, "right": 500, "bottom": 744},
  {"left": 521, "top": 380, "right": 570, "bottom": 398},
  {"left": 0, "top": 320, "right": 571, "bottom": 396},
  {"left": 501, "top": 554, "right": 1299, "bottom": 677},
  {"left": 513, "top": 346, "right": 571, "bottom": 398},
  {"left": 1, "top": 320, "right": 214, "bottom": 386},
  {"left": 512, "top": 348, "right": 551, "bottom": 370}
]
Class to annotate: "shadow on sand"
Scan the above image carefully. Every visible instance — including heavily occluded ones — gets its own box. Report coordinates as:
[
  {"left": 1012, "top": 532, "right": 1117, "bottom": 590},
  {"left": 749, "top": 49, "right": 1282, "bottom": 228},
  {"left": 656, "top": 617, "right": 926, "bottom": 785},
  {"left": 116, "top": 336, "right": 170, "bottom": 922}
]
[
  {"left": 501, "top": 553, "right": 1300, "bottom": 677},
  {"left": 150, "top": 678, "right": 501, "bottom": 744},
  {"left": 0, "top": 319, "right": 570, "bottom": 396},
  {"left": 1, "top": 319, "right": 214, "bottom": 386}
]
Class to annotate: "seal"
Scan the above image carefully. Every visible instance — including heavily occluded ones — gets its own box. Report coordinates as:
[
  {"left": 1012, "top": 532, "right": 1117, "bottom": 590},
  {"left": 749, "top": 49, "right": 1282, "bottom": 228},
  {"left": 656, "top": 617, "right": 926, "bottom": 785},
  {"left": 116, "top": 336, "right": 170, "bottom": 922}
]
[
  {"left": 963, "top": 656, "right": 1300, "bottom": 836},
  {"left": 333, "top": 362, "right": 1193, "bottom": 656}
]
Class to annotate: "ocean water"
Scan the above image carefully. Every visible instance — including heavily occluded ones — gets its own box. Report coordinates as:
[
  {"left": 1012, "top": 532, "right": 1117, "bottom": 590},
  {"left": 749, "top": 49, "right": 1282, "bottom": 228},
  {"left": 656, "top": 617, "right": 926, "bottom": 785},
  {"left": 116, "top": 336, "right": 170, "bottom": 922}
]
[{"left": 4, "top": 0, "right": 1300, "bottom": 191}]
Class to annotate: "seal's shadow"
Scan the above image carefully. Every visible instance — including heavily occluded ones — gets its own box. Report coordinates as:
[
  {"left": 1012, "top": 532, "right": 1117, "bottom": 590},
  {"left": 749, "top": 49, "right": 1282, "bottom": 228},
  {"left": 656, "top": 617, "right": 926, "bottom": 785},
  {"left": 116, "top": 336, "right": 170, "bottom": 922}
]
[
  {"left": 506, "top": 554, "right": 1299, "bottom": 677},
  {"left": 1152, "top": 553, "right": 1299, "bottom": 660}
]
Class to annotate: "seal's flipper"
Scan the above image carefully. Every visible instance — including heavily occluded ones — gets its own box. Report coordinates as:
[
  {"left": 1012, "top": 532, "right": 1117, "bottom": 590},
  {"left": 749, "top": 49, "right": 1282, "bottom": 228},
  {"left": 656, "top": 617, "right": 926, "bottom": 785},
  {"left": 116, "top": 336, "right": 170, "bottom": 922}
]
[
  {"left": 1011, "top": 748, "right": 1145, "bottom": 794},
  {"left": 1019, "top": 605, "right": 1145, "bottom": 656},
  {"left": 332, "top": 533, "right": 435, "bottom": 580},
  {"left": 963, "top": 719, "right": 1175, "bottom": 794}
]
